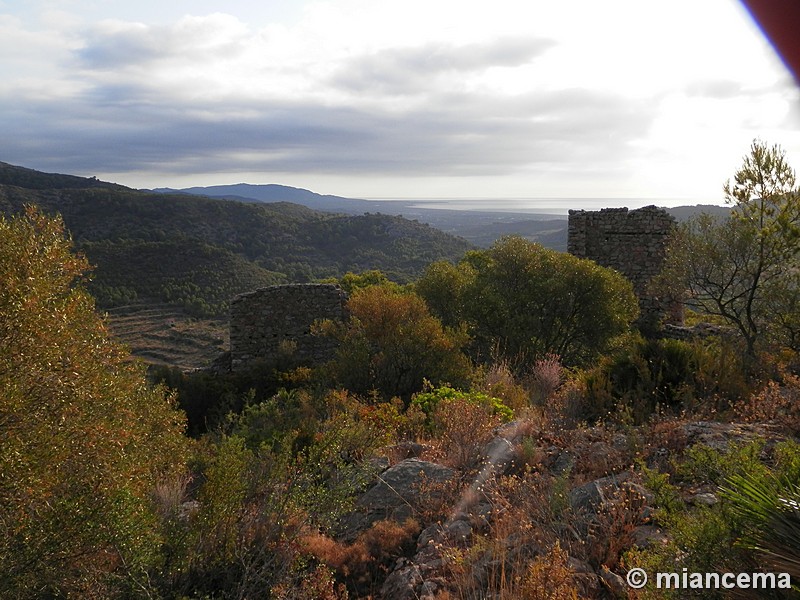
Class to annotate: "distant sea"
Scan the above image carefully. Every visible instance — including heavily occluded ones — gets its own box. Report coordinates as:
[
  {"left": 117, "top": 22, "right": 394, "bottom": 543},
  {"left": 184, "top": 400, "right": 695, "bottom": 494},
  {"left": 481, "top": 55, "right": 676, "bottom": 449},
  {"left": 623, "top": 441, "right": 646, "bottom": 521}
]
[{"left": 366, "top": 197, "right": 718, "bottom": 215}]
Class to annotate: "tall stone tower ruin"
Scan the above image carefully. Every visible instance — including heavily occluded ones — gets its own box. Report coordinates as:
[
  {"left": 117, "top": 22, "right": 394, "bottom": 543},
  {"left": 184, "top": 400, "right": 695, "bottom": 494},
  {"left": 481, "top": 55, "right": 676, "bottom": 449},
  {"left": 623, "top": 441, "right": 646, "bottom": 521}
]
[{"left": 568, "top": 206, "right": 677, "bottom": 331}]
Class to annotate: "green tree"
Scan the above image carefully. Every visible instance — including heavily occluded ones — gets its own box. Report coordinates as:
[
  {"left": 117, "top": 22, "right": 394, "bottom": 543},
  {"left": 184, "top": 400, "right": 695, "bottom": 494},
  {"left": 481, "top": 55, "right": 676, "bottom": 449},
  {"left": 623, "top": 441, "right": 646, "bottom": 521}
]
[
  {"left": 324, "top": 269, "right": 399, "bottom": 294},
  {"left": 413, "top": 259, "right": 474, "bottom": 327},
  {"left": 0, "top": 207, "right": 188, "bottom": 597},
  {"left": 765, "top": 269, "right": 800, "bottom": 352},
  {"left": 417, "top": 236, "right": 639, "bottom": 367},
  {"left": 661, "top": 140, "right": 800, "bottom": 358},
  {"left": 318, "top": 285, "right": 472, "bottom": 400}
]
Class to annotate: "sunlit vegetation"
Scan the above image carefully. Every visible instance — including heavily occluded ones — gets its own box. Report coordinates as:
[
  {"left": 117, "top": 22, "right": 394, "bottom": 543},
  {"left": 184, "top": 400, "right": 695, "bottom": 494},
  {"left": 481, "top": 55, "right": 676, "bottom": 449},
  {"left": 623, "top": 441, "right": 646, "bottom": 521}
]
[
  {"left": 0, "top": 208, "right": 188, "bottom": 597},
  {"left": 416, "top": 236, "right": 639, "bottom": 368}
]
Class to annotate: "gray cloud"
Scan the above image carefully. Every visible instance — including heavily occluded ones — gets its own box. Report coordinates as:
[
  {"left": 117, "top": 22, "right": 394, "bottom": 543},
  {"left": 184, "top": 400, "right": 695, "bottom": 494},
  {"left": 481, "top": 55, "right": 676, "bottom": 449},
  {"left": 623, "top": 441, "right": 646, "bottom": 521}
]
[
  {"left": 332, "top": 37, "right": 555, "bottom": 94},
  {"left": 76, "top": 16, "right": 247, "bottom": 70},
  {"left": 0, "top": 15, "right": 658, "bottom": 186},
  {"left": 2, "top": 79, "right": 655, "bottom": 182},
  {"left": 78, "top": 26, "right": 167, "bottom": 68}
]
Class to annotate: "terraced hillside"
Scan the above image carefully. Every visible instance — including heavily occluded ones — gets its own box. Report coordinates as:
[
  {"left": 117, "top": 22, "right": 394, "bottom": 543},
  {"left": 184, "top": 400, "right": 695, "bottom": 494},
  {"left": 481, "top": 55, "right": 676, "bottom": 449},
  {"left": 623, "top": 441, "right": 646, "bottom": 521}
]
[{"left": 105, "top": 303, "right": 227, "bottom": 370}]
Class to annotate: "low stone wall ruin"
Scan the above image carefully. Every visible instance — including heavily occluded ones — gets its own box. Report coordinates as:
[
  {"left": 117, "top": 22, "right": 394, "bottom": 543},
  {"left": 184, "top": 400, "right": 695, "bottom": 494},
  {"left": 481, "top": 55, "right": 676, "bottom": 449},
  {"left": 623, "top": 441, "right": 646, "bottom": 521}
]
[{"left": 229, "top": 283, "right": 347, "bottom": 371}]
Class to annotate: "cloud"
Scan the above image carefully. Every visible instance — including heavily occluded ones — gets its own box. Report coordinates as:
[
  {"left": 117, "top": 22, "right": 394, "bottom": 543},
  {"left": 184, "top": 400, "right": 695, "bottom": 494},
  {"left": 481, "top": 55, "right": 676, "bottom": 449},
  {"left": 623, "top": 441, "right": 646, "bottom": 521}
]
[
  {"left": 2, "top": 79, "right": 655, "bottom": 184},
  {"left": 77, "top": 14, "right": 249, "bottom": 70},
  {"left": 332, "top": 37, "right": 556, "bottom": 94},
  {"left": 684, "top": 79, "right": 744, "bottom": 99},
  {"left": 3, "top": 0, "right": 799, "bottom": 198},
  {"left": 3, "top": 7, "right": 652, "bottom": 185}
]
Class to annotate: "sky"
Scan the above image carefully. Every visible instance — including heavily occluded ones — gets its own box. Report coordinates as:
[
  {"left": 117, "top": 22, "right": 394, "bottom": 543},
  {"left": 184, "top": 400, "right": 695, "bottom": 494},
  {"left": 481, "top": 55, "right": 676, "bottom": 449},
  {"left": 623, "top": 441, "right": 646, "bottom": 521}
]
[{"left": 2, "top": 0, "right": 800, "bottom": 205}]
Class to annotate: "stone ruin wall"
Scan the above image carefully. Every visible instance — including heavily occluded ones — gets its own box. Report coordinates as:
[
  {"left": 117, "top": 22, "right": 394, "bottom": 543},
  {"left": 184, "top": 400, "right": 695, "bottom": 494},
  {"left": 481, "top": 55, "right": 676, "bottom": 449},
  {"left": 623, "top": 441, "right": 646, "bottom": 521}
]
[
  {"left": 568, "top": 206, "right": 677, "bottom": 329},
  {"left": 230, "top": 283, "right": 348, "bottom": 371}
]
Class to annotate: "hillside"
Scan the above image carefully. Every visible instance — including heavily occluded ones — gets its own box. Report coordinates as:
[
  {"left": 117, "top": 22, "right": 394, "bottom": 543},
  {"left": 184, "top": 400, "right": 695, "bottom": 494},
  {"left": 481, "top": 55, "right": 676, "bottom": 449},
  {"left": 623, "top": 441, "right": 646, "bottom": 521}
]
[
  {"left": 168, "top": 183, "right": 730, "bottom": 251},
  {"left": 0, "top": 162, "right": 474, "bottom": 367}
]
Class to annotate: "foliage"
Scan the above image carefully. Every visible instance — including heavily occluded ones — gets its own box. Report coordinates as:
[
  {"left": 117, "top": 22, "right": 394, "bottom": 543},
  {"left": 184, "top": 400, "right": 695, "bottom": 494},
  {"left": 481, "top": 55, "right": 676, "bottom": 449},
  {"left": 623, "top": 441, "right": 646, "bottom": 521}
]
[
  {"left": 432, "top": 397, "right": 503, "bottom": 469},
  {"left": 673, "top": 439, "right": 769, "bottom": 487},
  {"left": 628, "top": 440, "right": 800, "bottom": 599},
  {"left": 318, "top": 285, "right": 473, "bottom": 401},
  {"left": 0, "top": 174, "right": 474, "bottom": 317},
  {"left": 638, "top": 461, "right": 684, "bottom": 517},
  {"left": 518, "top": 541, "right": 580, "bottom": 599},
  {"left": 417, "top": 236, "right": 639, "bottom": 368},
  {"left": 163, "top": 412, "right": 381, "bottom": 599},
  {"left": 722, "top": 468, "right": 800, "bottom": 580},
  {"left": 226, "top": 389, "right": 321, "bottom": 453},
  {"left": 735, "top": 369, "right": 800, "bottom": 435},
  {"left": 410, "top": 384, "right": 514, "bottom": 428},
  {"left": 151, "top": 362, "right": 286, "bottom": 436},
  {"left": 529, "top": 353, "right": 564, "bottom": 405},
  {"left": 84, "top": 237, "right": 283, "bottom": 316},
  {"left": 659, "top": 140, "right": 800, "bottom": 358},
  {"left": 300, "top": 518, "right": 420, "bottom": 597},
  {"left": 413, "top": 258, "right": 474, "bottom": 326},
  {"left": 477, "top": 360, "right": 532, "bottom": 412},
  {"left": 321, "top": 269, "right": 400, "bottom": 294},
  {"left": 575, "top": 336, "right": 751, "bottom": 423},
  {"left": 0, "top": 207, "right": 189, "bottom": 598}
]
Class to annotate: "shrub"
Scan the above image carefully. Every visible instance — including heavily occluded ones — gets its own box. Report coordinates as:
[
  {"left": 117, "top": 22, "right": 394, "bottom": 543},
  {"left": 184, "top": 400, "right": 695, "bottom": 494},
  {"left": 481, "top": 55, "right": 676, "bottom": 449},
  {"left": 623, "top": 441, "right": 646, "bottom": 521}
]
[
  {"left": 317, "top": 285, "right": 473, "bottom": 401},
  {"left": 529, "top": 353, "right": 564, "bottom": 405},
  {"left": 674, "top": 439, "right": 769, "bottom": 487},
  {"left": 410, "top": 385, "right": 514, "bottom": 431},
  {"left": 575, "top": 336, "right": 752, "bottom": 424},
  {"left": 164, "top": 424, "right": 376, "bottom": 598},
  {"left": 626, "top": 440, "right": 800, "bottom": 598},
  {"left": 433, "top": 397, "right": 503, "bottom": 469},
  {"left": 518, "top": 541, "right": 580, "bottom": 600},
  {"left": 479, "top": 360, "right": 531, "bottom": 412},
  {"left": 301, "top": 518, "right": 420, "bottom": 596},
  {"left": 735, "top": 370, "right": 800, "bottom": 435},
  {"left": 0, "top": 208, "right": 189, "bottom": 598}
]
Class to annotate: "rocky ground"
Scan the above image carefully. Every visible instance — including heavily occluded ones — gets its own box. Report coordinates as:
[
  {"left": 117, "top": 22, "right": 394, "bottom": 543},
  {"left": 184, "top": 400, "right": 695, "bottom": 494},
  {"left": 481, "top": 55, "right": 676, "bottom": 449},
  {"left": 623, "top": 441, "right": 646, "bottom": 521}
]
[{"left": 333, "top": 419, "right": 788, "bottom": 599}]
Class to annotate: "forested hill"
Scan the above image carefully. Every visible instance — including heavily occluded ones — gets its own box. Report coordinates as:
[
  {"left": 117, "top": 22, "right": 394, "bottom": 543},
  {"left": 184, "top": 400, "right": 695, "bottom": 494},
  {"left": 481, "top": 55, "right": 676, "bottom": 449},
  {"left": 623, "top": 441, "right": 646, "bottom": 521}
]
[{"left": 0, "top": 162, "right": 474, "bottom": 317}]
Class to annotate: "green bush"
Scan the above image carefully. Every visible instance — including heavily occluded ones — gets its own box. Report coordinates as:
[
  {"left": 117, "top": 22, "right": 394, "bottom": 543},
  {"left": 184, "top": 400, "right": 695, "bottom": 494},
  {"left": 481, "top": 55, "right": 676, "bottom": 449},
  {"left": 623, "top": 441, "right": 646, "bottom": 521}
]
[
  {"left": 410, "top": 385, "right": 513, "bottom": 431},
  {"left": 317, "top": 285, "right": 473, "bottom": 401},
  {"left": 627, "top": 441, "right": 800, "bottom": 598},
  {"left": 577, "top": 337, "right": 752, "bottom": 423},
  {"left": 0, "top": 208, "right": 188, "bottom": 598},
  {"left": 674, "top": 439, "right": 769, "bottom": 487},
  {"left": 416, "top": 236, "right": 639, "bottom": 368}
]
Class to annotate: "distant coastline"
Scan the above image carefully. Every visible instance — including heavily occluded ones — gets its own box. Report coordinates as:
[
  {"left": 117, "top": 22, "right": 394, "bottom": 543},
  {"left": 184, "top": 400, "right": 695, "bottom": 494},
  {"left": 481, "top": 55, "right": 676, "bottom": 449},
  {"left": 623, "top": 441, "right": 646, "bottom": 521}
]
[{"left": 364, "top": 197, "right": 721, "bottom": 215}]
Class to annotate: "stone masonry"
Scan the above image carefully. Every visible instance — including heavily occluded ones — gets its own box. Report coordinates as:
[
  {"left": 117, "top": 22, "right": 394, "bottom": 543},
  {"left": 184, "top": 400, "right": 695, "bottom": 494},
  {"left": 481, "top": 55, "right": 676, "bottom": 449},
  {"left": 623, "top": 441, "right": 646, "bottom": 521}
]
[
  {"left": 568, "top": 206, "right": 677, "bottom": 330},
  {"left": 230, "top": 283, "right": 348, "bottom": 371}
]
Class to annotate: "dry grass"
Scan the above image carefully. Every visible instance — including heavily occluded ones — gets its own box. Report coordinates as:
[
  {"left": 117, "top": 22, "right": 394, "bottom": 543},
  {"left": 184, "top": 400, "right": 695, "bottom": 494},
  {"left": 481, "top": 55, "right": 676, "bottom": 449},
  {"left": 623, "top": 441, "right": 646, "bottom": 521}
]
[
  {"left": 735, "top": 369, "right": 800, "bottom": 435},
  {"left": 480, "top": 360, "right": 531, "bottom": 411},
  {"left": 432, "top": 397, "right": 502, "bottom": 470},
  {"left": 301, "top": 518, "right": 420, "bottom": 596},
  {"left": 518, "top": 541, "right": 581, "bottom": 600}
]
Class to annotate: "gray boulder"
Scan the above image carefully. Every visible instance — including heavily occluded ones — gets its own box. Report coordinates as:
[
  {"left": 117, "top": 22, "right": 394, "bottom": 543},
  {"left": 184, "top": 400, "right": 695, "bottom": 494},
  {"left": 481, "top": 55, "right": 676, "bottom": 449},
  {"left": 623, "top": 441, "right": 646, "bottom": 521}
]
[{"left": 341, "top": 459, "right": 454, "bottom": 537}]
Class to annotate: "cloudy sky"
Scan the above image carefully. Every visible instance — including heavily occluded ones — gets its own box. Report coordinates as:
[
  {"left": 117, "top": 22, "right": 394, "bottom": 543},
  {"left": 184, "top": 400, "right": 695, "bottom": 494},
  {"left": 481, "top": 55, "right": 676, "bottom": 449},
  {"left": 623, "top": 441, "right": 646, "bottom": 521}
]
[{"left": 2, "top": 0, "right": 799, "bottom": 204}]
